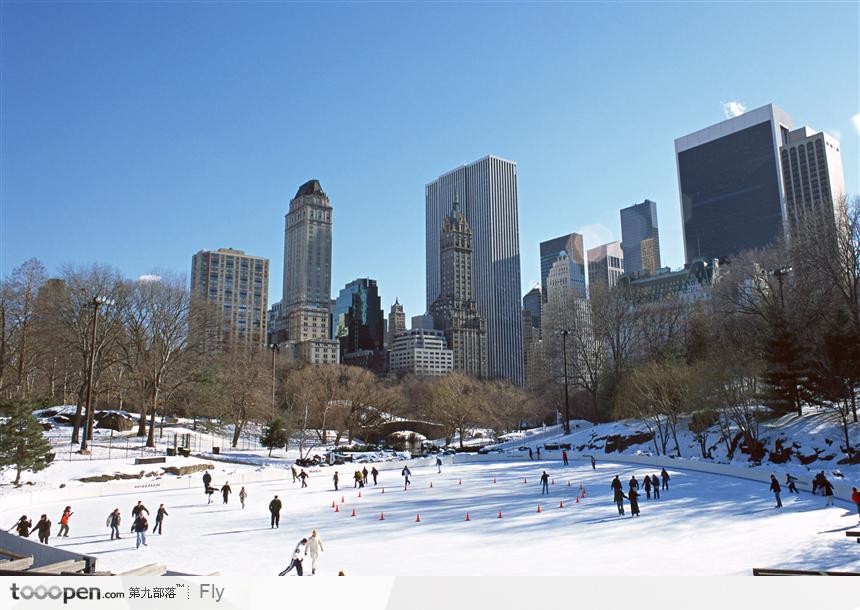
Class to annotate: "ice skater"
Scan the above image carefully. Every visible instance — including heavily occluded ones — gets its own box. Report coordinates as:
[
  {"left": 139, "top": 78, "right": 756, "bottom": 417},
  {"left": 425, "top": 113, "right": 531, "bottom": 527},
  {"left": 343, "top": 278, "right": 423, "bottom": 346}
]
[
  {"left": 643, "top": 475, "right": 651, "bottom": 499},
  {"left": 770, "top": 474, "right": 783, "bottom": 508},
  {"left": 562, "top": 450, "right": 568, "bottom": 466},
  {"left": 31, "top": 514, "right": 52, "bottom": 544},
  {"left": 402, "top": 465, "right": 412, "bottom": 489},
  {"left": 131, "top": 501, "right": 149, "bottom": 530},
  {"left": 613, "top": 487, "right": 625, "bottom": 516},
  {"left": 291, "top": 465, "right": 299, "bottom": 484},
  {"left": 436, "top": 455, "right": 443, "bottom": 473},
  {"left": 650, "top": 474, "right": 660, "bottom": 499},
  {"left": 785, "top": 473, "right": 800, "bottom": 494},
  {"left": 371, "top": 467, "right": 379, "bottom": 485},
  {"left": 269, "top": 495, "right": 282, "bottom": 528},
  {"left": 107, "top": 509, "right": 121, "bottom": 540},
  {"left": 540, "top": 470, "right": 550, "bottom": 495},
  {"left": 660, "top": 468, "right": 670, "bottom": 491},
  {"left": 11, "top": 515, "right": 32, "bottom": 537},
  {"left": 332, "top": 471, "right": 339, "bottom": 491},
  {"left": 132, "top": 513, "right": 149, "bottom": 549},
  {"left": 298, "top": 469, "right": 309, "bottom": 488},
  {"left": 58, "top": 506, "right": 73, "bottom": 537},
  {"left": 362, "top": 467, "right": 369, "bottom": 485},
  {"left": 528, "top": 447, "right": 533, "bottom": 460},
  {"left": 202, "top": 470, "right": 212, "bottom": 492},
  {"left": 239, "top": 486, "right": 248, "bottom": 509},
  {"left": 627, "top": 488, "right": 640, "bottom": 517},
  {"left": 628, "top": 475, "right": 639, "bottom": 491},
  {"left": 306, "top": 529, "right": 324, "bottom": 575},
  {"left": 590, "top": 456, "right": 596, "bottom": 470},
  {"left": 851, "top": 487, "right": 860, "bottom": 520},
  {"left": 279, "top": 538, "right": 307, "bottom": 576},
  {"left": 205, "top": 484, "right": 216, "bottom": 504},
  {"left": 155, "top": 504, "right": 168, "bottom": 534},
  {"left": 536, "top": 447, "right": 541, "bottom": 460},
  {"left": 221, "top": 481, "right": 232, "bottom": 504},
  {"left": 821, "top": 475, "right": 834, "bottom": 506}
]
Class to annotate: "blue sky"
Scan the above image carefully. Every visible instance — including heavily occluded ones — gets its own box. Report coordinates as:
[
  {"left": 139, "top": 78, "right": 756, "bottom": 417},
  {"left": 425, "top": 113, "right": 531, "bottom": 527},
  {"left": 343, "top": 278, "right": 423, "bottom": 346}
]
[{"left": 2, "top": 2, "right": 858, "bottom": 321}]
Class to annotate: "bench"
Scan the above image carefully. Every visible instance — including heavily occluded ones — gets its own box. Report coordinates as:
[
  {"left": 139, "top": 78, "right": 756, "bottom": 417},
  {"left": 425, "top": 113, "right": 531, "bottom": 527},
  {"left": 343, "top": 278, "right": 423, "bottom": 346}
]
[
  {"left": 753, "top": 567, "right": 860, "bottom": 576},
  {"left": 134, "top": 457, "right": 166, "bottom": 465},
  {"left": 846, "top": 531, "right": 859, "bottom": 543}
]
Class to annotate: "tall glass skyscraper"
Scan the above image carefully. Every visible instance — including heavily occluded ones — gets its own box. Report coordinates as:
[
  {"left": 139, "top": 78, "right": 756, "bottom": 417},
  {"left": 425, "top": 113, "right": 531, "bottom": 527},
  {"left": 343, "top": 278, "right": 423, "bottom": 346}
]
[
  {"left": 675, "top": 104, "right": 793, "bottom": 263},
  {"left": 332, "top": 278, "right": 385, "bottom": 370},
  {"left": 522, "top": 286, "right": 541, "bottom": 330},
  {"left": 425, "top": 155, "right": 524, "bottom": 385},
  {"left": 539, "top": 233, "right": 586, "bottom": 301},
  {"left": 620, "top": 200, "right": 661, "bottom": 276}
]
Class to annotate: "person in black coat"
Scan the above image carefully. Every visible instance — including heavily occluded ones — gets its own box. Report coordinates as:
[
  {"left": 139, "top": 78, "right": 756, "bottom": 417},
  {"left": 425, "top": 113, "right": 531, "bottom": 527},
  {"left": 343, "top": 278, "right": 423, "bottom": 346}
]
[
  {"left": 643, "top": 475, "right": 652, "bottom": 499},
  {"left": 590, "top": 456, "right": 596, "bottom": 470},
  {"left": 106, "top": 509, "right": 122, "bottom": 540},
  {"left": 661, "top": 468, "right": 670, "bottom": 490},
  {"left": 628, "top": 475, "right": 639, "bottom": 491},
  {"left": 613, "top": 487, "right": 625, "bottom": 515},
  {"left": 155, "top": 504, "right": 168, "bottom": 534},
  {"left": 611, "top": 475, "right": 623, "bottom": 493},
  {"left": 770, "top": 474, "right": 782, "bottom": 508},
  {"left": 31, "top": 514, "right": 52, "bottom": 544},
  {"left": 12, "top": 515, "right": 32, "bottom": 537},
  {"left": 131, "top": 501, "right": 149, "bottom": 530},
  {"left": 821, "top": 476, "right": 835, "bottom": 506},
  {"left": 540, "top": 471, "right": 550, "bottom": 495},
  {"left": 202, "top": 470, "right": 212, "bottom": 492},
  {"left": 785, "top": 473, "right": 799, "bottom": 494},
  {"left": 221, "top": 482, "right": 232, "bottom": 504},
  {"left": 269, "top": 495, "right": 282, "bottom": 528},
  {"left": 298, "top": 470, "right": 309, "bottom": 488},
  {"left": 627, "top": 488, "right": 641, "bottom": 516},
  {"left": 651, "top": 474, "right": 660, "bottom": 499},
  {"left": 371, "top": 467, "right": 379, "bottom": 485}
]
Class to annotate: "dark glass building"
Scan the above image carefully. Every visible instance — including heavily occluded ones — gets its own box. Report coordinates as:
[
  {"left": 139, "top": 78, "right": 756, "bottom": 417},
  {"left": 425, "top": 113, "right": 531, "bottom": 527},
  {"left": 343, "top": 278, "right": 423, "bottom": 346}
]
[
  {"left": 675, "top": 104, "right": 793, "bottom": 263},
  {"left": 522, "top": 286, "right": 541, "bottom": 329},
  {"left": 539, "top": 233, "right": 586, "bottom": 302},
  {"left": 333, "top": 278, "right": 385, "bottom": 370}
]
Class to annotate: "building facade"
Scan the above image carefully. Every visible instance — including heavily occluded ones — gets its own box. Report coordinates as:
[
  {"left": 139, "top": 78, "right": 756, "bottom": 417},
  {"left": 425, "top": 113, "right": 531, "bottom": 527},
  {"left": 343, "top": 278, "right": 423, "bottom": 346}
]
[
  {"left": 620, "top": 200, "right": 661, "bottom": 277},
  {"left": 332, "top": 278, "right": 385, "bottom": 370},
  {"left": 587, "top": 240, "right": 625, "bottom": 289},
  {"left": 539, "top": 233, "right": 586, "bottom": 300},
  {"left": 389, "top": 329, "right": 454, "bottom": 378},
  {"left": 779, "top": 127, "right": 846, "bottom": 231},
  {"left": 425, "top": 155, "right": 523, "bottom": 385},
  {"left": 429, "top": 196, "right": 488, "bottom": 378},
  {"left": 675, "top": 103, "right": 793, "bottom": 263},
  {"left": 522, "top": 285, "right": 542, "bottom": 330},
  {"left": 387, "top": 299, "right": 407, "bottom": 350},
  {"left": 279, "top": 179, "right": 339, "bottom": 364},
  {"left": 190, "top": 248, "right": 269, "bottom": 350}
]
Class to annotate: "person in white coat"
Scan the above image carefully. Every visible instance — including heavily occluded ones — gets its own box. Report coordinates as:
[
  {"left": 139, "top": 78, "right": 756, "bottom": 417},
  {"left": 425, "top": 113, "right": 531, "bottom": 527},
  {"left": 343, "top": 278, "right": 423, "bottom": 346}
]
[
  {"left": 306, "top": 529, "right": 325, "bottom": 574},
  {"left": 279, "top": 538, "right": 307, "bottom": 576}
]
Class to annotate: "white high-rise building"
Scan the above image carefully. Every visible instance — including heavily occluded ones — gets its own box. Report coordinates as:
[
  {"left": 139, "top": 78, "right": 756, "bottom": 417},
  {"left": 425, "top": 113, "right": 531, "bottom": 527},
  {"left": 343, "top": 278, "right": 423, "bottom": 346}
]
[
  {"left": 425, "top": 155, "right": 524, "bottom": 385},
  {"left": 389, "top": 329, "right": 453, "bottom": 378},
  {"left": 587, "top": 241, "right": 625, "bottom": 289}
]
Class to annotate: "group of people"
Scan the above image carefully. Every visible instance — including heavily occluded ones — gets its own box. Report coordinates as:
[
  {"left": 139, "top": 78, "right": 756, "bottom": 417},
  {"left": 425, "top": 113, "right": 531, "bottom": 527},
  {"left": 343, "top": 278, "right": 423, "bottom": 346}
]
[
  {"left": 770, "top": 471, "right": 838, "bottom": 508},
  {"left": 334, "top": 466, "right": 380, "bottom": 491},
  {"left": 279, "top": 529, "right": 325, "bottom": 576},
  {"left": 290, "top": 465, "right": 310, "bottom": 488},
  {"left": 202, "top": 470, "right": 247, "bottom": 506},
  {"left": 610, "top": 469, "right": 670, "bottom": 517}
]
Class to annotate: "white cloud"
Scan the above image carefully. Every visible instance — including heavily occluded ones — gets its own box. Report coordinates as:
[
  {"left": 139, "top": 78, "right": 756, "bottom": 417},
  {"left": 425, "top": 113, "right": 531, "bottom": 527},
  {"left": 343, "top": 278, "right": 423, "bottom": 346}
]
[
  {"left": 577, "top": 223, "right": 615, "bottom": 250},
  {"left": 138, "top": 274, "right": 162, "bottom": 283},
  {"left": 721, "top": 100, "right": 746, "bottom": 119},
  {"left": 852, "top": 113, "right": 860, "bottom": 135}
]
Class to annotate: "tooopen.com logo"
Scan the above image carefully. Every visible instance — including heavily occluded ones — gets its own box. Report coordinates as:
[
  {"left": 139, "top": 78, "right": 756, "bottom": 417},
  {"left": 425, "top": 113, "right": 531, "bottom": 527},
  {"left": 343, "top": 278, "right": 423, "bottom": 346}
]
[{"left": 10, "top": 584, "right": 124, "bottom": 604}]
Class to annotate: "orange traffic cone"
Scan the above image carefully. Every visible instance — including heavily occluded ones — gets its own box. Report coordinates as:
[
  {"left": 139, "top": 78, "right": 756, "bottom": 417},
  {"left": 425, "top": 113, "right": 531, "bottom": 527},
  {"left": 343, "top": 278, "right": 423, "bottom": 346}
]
[
  {"left": 430, "top": 481, "right": 433, "bottom": 488},
  {"left": 379, "top": 512, "right": 385, "bottom": 521},
  {"left": 537, "top": 504, "right": 541, "bottom": 513},
  {"left": 567, "top": 481, "right": 571, "bottom": 487},
  {"left": 381, "top": 487, "right": 385, "bottom": 494},
  {"left": 358, "top": 490, "right": 362, "bottom": 498},
  {"left": 331, "top": 500, "right": 336, "bottom": 508},
  {"left": 493, "top": 477, "right": 496, "bottom": 484},
  {"left": 575, "top": 496, "right": 579, "bottom": 504},
  {"left": 523, "top": 478, "right": 528, "bottom": 484},
  {"left": 351, "top": 508, "right": 356, "bottom": 517},
  {"left": 465, "top": 512, "right": 471, "bottom": 521},
  {"left": 497, "top": 511, "right": 503, "bottom": 518},
  {"left": 459, "top": 479, "right": 462, "bottom": 485},
  {"left": 341, "top": 496, "right": 345, "bottom": 503},
  {"left": 559, "top": 500, "right": 564, "bottom": 508},
  {"left": 552, "top": 479, "right": 555, "bottom": 485},
  {"left": 583, "top": 488, "right": 587, "bottom": 497},
  {"left": 415, "top": 514, "right": 421, "bottom": 522},
  {"left": 335, "top": 504, "right": 340, "bottom": 512}
]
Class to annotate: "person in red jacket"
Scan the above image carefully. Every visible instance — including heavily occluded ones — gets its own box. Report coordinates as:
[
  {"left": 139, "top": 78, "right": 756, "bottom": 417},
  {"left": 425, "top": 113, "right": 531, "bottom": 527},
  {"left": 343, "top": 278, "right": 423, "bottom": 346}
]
[
  {"left": 562, "top": 450, "right": 569, "bottom": 466},
  {"left": 851, "top": 487, "right": 860, "bottom": 520},
  {"left": 58, "top": 506, "right": 73, "bottom": 538}
]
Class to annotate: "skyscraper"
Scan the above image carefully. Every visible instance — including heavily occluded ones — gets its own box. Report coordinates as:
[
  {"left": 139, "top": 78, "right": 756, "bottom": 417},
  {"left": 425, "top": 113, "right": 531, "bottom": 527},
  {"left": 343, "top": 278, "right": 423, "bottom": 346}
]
[
  {"left": 588, "top": 241, "right": 625, "bottom": 288},
  {"left": 190, "top": 248, "right": 269, "bottom": 350},
  {"left": 429, "top": 196, "right": 488, "bottom": 378},
  {"left": 522, "top": 286, "right": 541, "bottom": 330},
  {"left": 387, "top": 298, "right": 407, "bottom": 348},
  {"left": 620, "top": 200, "right": 661, "bottom": 276},
  {"left": 675, "top": 103, "right": 793, "bottom": 263},
  {"left": 426, "top": 155, "right": 523, "bottom": 384},
  {"left": 539, "top": 233, "right": 586, "bottom": 300},
  {"left": 332, "top": 278, "right": 385, "bottom": 370},
  {"left": 280, "top": 179, "right": 339, "bottom": 364},
  {"left": 779, "top": 127, "right": 846, "bottom": 231}
]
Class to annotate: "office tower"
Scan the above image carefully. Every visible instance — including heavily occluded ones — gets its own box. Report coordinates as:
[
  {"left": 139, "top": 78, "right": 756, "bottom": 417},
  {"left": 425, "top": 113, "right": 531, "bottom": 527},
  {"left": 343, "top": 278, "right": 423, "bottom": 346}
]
[
  {"left": 426, "top": 155, "right": 523, "bottom": 385},
  {"left": 387, "top": 299, "right": 407, "bottom": 349},
  {"left": 675, "top": 103, "right": 793, "bottom": 263},
  {"left": 522, "top": 308, "right": 543, "bottom": 389},
  {"left": 411, "top": 314, "right": 432, "bottom": 330},
  {"left": 522, "top": 285, "right": 541, "bottom": 330},
  {"left": 780, "top": 127, "right": 846, "bottom": 230},
  {"left": 540, "top": 233, "right": 587, "bottom": 300},
  {"left": 389, "top": 329, "right": 454, "bottom": 378},
  {"left": 429, "top": 196, "right": 488, "bottom": 378},
  {"left": 332, "top": 278, "right": 385, "bottom": 370},
  {"left": 190, "top": 248, "right": 269, "bottom": 349},
  {"left": 542, "top": 252, "right": 591, "bottom": 383},
  {"left": 620, "top": 200, "right": 661, "bottom": 276},
  {"left": 587, "top": 240, "right": 625, "bottom": 288},
  {"left": 280, "top": 179, "right": 339, "bottom": 364}
]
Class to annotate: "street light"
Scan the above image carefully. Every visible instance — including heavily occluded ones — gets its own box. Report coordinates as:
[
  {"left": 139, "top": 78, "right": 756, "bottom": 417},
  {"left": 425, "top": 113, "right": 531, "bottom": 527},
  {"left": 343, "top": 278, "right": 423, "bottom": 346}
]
[
  {"left": 770, "top": 266, "right": 793, "bottom": 309},
  {"left": 554, "top": 328, "right": 572, "bottom": 435},
  {"left": 80, "top": 295, "right": 114, "bottom": 453},
  {"left": 269, "top": 343, "right": 280, "bottom": 421}
]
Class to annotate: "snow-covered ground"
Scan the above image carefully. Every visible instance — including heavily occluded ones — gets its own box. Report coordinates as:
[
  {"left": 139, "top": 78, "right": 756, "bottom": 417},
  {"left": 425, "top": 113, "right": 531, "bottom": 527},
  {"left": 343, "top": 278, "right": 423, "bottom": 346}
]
[{"left": 2, "top": 457, "right": 858, "bottom": 576}]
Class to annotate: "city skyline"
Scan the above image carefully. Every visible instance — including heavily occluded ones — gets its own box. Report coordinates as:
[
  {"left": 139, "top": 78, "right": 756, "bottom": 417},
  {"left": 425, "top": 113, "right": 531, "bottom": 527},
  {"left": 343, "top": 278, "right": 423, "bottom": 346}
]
[{"left": 2, "top": 3, "right": 858, "bottom": 323}]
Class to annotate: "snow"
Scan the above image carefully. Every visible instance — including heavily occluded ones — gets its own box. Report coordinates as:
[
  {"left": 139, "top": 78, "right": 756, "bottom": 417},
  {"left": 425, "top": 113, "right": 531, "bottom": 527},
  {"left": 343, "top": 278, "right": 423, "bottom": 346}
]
[{"left": 2, "top": 456, "right": 858, "bottom": 576}]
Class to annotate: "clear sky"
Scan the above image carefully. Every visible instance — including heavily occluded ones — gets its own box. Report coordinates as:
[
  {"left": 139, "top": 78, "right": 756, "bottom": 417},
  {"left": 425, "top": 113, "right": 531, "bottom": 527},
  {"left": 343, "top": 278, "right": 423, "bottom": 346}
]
[{"left": 2, "top": 2, "right": 858, "bottom": 321}]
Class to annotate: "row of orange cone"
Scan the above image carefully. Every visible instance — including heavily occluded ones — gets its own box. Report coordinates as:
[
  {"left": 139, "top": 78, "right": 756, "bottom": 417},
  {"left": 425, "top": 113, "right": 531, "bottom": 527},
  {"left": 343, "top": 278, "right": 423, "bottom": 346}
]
[{"left": 331, "top": 494, "right": 583, "bottom": 519}]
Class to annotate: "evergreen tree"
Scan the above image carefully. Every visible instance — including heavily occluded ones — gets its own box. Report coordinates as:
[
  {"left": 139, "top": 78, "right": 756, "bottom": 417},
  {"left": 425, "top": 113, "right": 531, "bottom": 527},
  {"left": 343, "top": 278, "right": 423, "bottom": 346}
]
[
  {"left": 260, "top": 417, "right": 289, "bottom": 457},
  {"left": 0, "top": 402, "right": 54, "bottom": 485},
  {"left": 761, "top": 318, "right": 810, "bottom": 417}
]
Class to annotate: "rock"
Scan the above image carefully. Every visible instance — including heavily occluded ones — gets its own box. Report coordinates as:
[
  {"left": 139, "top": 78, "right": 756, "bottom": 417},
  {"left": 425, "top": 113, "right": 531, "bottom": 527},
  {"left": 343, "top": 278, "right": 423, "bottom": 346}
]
[
  {"left": 95, "top": 412, "right": 135, "bottom": 432},
  {"left": 161, "top": 463, "right": 213, "bottom": 476}
]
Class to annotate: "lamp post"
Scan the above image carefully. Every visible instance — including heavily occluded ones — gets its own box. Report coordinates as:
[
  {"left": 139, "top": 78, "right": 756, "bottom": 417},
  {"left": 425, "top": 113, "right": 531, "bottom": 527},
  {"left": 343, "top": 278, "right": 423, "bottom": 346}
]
[
  {"left": 554, "top": 328, "right": 571, "bottom": 435},
  {"left": 80, "top": 296, "right": 114, "bottom": 453},
  {"left": 269, "top": 343, "right": 279, "bottom": 421},
  {"left": 771, "top": 266, "right": 793, "bottom": 309}
]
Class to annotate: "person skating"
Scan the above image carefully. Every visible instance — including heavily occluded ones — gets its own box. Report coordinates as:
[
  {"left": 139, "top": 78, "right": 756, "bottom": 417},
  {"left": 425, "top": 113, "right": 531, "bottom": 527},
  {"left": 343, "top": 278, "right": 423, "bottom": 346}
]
[
  {"left": 291, "top": 465, "right": 299, "bottom": 484},
  {"left": 590, "top": 456, "right": 596, "bottom": 470},
  {"left": 362, "top": 467, "right": 369, "bottom": 485},
  {"left": 821, "top": 476, "right": 835, "bottom": 506},
  {"left": 332, "top": 471, "right": 339, "bottom": 491},
  {"left": 536, "top": 447, "right": 541, "bottom": 460},
  {"left": 371, "top": 467, "right": 379, "bottom": 485},
  {"left": 353, "top": 470, "right": 362, "bottom": 489},
  {"left": 306, "top": 529, "right": 324, "bottom": 575},
  {"left": 643, "top": 475, "right": 651, "bottom": 500},
  {"left": 31, "top": 515, "right": 52, "bottom": 544},
  {"left": 106, "top": 509, "right": 121, "bottom": 540},
  {"left": 627, "top": 488, "right": 640, "bottom": 517},
  {"left": 269, "top": 495, "right": 282, "bottom": 528},
  {"left": 401, "top": 465, "right": 412, "bottom": 489},
  {"left": 770, "top": 474, "right": 783, "bottom": 508},
  {"left": 205, "top": 484, "right": 216, "bottom": 504},
  {"left": 239, "top": 487, "right": 248, "bottom": 509},
  {"left": 131, "top": 501, "right": 149, "bottom": 530},
  {"left": 812, "top": 471, "right": 825, "bottom": 495},
  {"left": 613, "top": 486, "right": 625, "bottom": 515},
  {"left": 562, "top": 450, "right": 568, "bottom": 466},
  {"left": 851, "top": 487, "right": 860, "bottom": 520},
  {"left": 611, "top": 475, "right": 623, "bottom": 494},
  {"left": 785, "top": 473, "right": 800, "bottom": 494},
  {"left": 660, "top": 468, "right": 670, "bottom": 491},
  {"left": 155, "top": 504, "right": 168, "bottom": 534},
  {"left": 132, "top": 514, "right": 149, "bottom": 549},
  {"left": 221, "top": 481, "right": 232, "bottom": 504},
  {"left": 528, "top": 447, "right": 533, "bottom": 460},
  {"left": 436, "top": 455, "right": 443, "bottom": 473},
  {"left": 628, "top": 475, "right": 639, "bottom": 491},
  {"left": 11, "top": 515, "right": 32, "bottom": 537},
  {"left": 58, "top": 506, "right": 73, "bottom": 537},
  {"left": 298, "top": 469, "right": 309, "bottom": 488},
  {"left": 651, "top": 474, "right": 660, "bottom": 499},
  {"left": 279, "top": 538, "right": 307, "bottom": 576},
  {"left": 540, "top": 470, "right": 550, "bottom": 495},
  {"left": 202, "top": 470, "right": 212, "bottom": 492}
]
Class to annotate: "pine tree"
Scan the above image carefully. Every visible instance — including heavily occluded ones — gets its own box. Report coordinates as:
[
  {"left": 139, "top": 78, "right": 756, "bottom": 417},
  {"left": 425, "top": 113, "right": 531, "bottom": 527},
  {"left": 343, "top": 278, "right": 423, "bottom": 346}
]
[
  {"left": 260, "top": 418, "right": 290, "bottom": 457},
  {"left": 761, "top": 318, "right": 809, "bottom": 417},
  {"left": 0, "top": 402, "right": 54, "bottom": 485}
]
